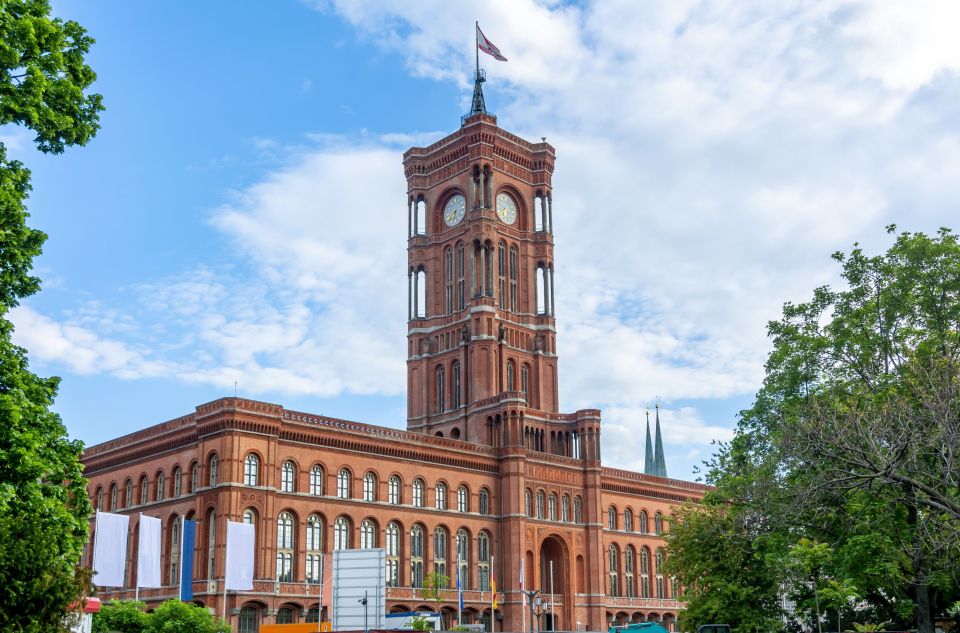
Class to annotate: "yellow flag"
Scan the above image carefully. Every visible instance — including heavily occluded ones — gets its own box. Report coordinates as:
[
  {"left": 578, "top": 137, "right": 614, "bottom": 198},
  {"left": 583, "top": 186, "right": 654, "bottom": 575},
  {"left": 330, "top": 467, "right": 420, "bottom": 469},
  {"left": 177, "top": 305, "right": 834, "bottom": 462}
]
[{"left": 492, "top": 578, "right": 497, "bottom": 608}]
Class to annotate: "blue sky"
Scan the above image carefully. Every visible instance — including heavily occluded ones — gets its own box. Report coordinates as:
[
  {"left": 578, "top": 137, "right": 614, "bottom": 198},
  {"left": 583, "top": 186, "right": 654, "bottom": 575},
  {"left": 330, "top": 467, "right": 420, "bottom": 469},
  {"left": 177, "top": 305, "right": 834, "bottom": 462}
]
[{"left": 8, "top": 1, "right": 960, "bottom": 480}]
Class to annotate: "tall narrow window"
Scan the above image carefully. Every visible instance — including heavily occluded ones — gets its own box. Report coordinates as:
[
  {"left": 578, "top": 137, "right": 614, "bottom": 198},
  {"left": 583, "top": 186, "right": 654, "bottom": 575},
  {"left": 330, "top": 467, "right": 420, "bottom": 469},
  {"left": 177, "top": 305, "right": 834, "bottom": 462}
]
[
  {"left": 536, "top": 490, "right": 545, "bottom": 519},
  {"left": 609, "top": 545, "right": 620, "bottom": 597},
  {"left": 108, "top": 484, "right": 118, "bottom": 511},
  {"left": 608, "top": 506, "right": 617, "bottom": 530},
  {"left": 525, "top": 489, "right": 532, "bottom": 517},
  {"left": 457, "top": 485, "right": 469, "bottom": 513},
  {"left": 413, "top": 479, "right": 424, "bottom": 508},
  {"left": 479, "top": 488, "right": 489, "bottom": 515},
  {"left": 478, "top": 531, "right": 490, "bottom": 591},
  {"left": 640, "top": 548, "right": 650, "bottom": 598},
  {"left": 561, "top": 495, "right": 570, "bottom": 522},
  {"left": 656, "top": 549, "right": 665, "bottom": 597},
  {"left": 169, "top": 517, "right": 181, "bottom": 585},
  {"left": 208, "top": 454, "right": 218, "bottom": 486},
  {"left": 280, "top": 461, "right": 296, "bottom": 493},
  {"left": 337, "top": 468, "right": 351, "bottom": 499},
  {"left": 139, "top": 477, "right": 147, "bottom": 505},
  {"left": 363, "top": 472, "right": 377, "bottom": 502},
  {"left": 456, "top": 529, "right": 469, "bottom": 589},
  {"left": 306, "top": 515, "right": 323, "bottom": 584},
  {"left": 386, "top": 522, "right": 400, "bottom": 587},
  {"left": 360, "top": 519, "right": 376, "bottom": 549},
  {"left": 173, "top": 467, "right": 181, "bottom": 498},
  {"left": 206, "top": 510, "right": 216, "bottom": 579},
  {"left": 625, "top": 546, "right": 636, "bottom": 597},
  {"left": 639, "top": 510, "right": 648, "bottom": 534},
  {"left": 506, "top": 361, "right": 515, "bottom": 391},
  {"left": 625, "top": 509, "right": 634, "bottom": 532},
  {"left": 451, "top": 360, "right": 461, "bottom": 410},
  {"left": 310, "top": 465, "right": 324, "bottom": 495},
  {"left": 190, "top": 462, "right": 199, "bottom": 493},
  {"left": 433, "top": 527, "right": 448, "bottom": 583},
  {"left": 509, "top": 245, "right": 518, "bottom": 312},
  {"left": 549, "top": 493, "right": 558, "bottom": 521},
  {"left": 435, "top": 482, "right": 447, "bottom": 510},
  {"left": 436, "top": 366, "right": 445, "bottom": 413},
  {"left": 125, "top": 479, "right": 133, "bottom": 508},
  {"left": 333, "top": 517, "right": 351, "bottom": 550},
  {"left": 521, "top": 364, "right": 529, "bottom": 396},
  {"left": 388, "top": 475, "right": 401, "bottom": 505},
  {"left": 456, "top": 242, "right": 465, "bottom": 310},
  {"left": 497, "top": 241, "right": 506, "bottom": 309},
  {"left": 95, "top": 487, "right": 103, "bottom": 512},
  {"left": 243, "top": 454, "right": 259, "bottom": 486},
  {"left": 276, "top": 512, "right": 294, "bottom": 582},
  {"left": 574, "top": 496, "right": 583, "bottom": 524},
  {"left": 156, "top": 472, "right": 165, "bottom": 502},
  {"left": 410, "top": 525, "right": 424, "bottom": 588},
  {"left": 445, "top": 247, "right": 454, "bottom": 314},
  {"left": 242, "top": 509, "right": 257, "bottom": 577},
  {"left": 655, "top": 512, "right": 663, "bottom": 535}
]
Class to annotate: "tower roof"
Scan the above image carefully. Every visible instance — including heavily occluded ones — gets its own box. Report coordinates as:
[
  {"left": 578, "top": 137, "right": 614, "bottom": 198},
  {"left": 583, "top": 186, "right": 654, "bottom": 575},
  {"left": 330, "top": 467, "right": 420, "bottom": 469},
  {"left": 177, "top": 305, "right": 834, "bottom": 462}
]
[
  {"left": 644, "top": 409, "right": 655, "bottom": 475},
  {"left": 653, "top": 403, "right": 668, "bottom": 477}
]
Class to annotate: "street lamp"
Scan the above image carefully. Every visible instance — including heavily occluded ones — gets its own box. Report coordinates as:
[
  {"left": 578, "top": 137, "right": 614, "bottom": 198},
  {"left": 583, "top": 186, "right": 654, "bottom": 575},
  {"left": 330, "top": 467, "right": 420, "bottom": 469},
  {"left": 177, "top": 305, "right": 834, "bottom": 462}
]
[
  {"left": 533, "top": 595, "right": 547, "bottom": 632},
  {"left": 521, "top": 589, "right": 541, "bottom": 633},
  {"left": 358, "top": 590, "right": 368, "bottom": 633}
]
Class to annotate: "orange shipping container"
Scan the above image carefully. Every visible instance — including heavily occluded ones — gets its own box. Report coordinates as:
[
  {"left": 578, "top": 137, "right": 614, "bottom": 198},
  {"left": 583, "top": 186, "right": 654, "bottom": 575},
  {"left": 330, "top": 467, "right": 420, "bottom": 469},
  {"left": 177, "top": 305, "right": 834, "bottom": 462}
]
[{"left": 259, "top": 623, "right": 331, "bottom": 633}]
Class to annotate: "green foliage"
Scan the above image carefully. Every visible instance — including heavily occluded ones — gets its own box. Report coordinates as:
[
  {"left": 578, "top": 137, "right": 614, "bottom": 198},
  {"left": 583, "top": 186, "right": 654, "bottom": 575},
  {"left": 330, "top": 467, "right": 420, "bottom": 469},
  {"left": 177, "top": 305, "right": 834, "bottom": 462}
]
[
  {"left": 0, "top": 1, "right": 102, "bottom": 631},
  {"left": 92, "top": 601, "right": 229, "bottom": 633},
  {"left": 92, "top": 600, "right": 149, "bottom": 633},
  {"left": 421, "top": 570, "right": 450, "bottom": 604},
  {"left": 410, "top": 615, "right": 433, "bottom": 631}
]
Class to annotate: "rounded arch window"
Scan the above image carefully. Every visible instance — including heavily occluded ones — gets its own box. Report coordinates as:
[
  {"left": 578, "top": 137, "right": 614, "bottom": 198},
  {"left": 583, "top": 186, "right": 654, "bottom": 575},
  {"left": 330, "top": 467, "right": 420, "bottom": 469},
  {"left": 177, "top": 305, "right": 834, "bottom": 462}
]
[
  {"left": 457, "top": 485, "right": 469, "bottom": 513},
  {"left": 360, "top": 519, "right": 377, "bottom": 549},
  {"left": 337, "top": 468, "right": 351, "bottom": 499},
  {"left": 334, "top": 516, "right": 351, "bottom": 550},
  {"left": 388, "top": 475, "right": 401, "bottom": 504},
  {"left": 363, "top": 472, "right": 378, "bottom": 502},
  {"left": 243, "top": 454, "right": 259, "bottom": 486},
  {"left": 310, "top": 465, "right": 324, "bottom": 495}
]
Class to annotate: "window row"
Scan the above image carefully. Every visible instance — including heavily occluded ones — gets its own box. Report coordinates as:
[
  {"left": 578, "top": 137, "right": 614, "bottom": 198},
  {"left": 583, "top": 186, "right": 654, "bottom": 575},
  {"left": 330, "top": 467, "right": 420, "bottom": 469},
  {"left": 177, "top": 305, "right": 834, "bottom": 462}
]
[
  {"left": 607, "top": 506, "right": 669, "bottom": 535},
  {"left": 607, "top": 544, "right": 676, "bottom": 600},
  {"left": 94, "top": 462, "right": 204, "bottom": 511},
  {"left": 524, "top": 490, "right": 583, "bottom": 524},
  {"left": 407, "top": 190, "right": 553, "bottom": 238}
]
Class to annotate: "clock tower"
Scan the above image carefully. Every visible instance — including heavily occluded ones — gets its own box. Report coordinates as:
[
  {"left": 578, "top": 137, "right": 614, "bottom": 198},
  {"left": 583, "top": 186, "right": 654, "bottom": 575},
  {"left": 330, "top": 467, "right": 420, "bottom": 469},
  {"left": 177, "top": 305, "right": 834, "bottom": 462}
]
[{"left": 404, "top": 92, "right": 560, "bottom": 444}]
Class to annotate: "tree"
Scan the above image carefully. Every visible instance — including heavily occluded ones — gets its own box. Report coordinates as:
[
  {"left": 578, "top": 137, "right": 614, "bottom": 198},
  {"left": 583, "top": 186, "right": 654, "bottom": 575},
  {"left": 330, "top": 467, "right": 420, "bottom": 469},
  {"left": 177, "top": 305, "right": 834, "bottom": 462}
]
[
  {"left": 705, "top": 227, "right": 960, "bottom": 633},
  {"left": 91, "top": 600, "right": 149, "bottom": 633},
  {"left": 421, "top": 571, "right": 450, "bottom": 626},
  {"left": 0, "top": 1, "right": 103, "bottom": 631},
  {"left": 145, "top": 600, "right": 230, "bottom": 633}
]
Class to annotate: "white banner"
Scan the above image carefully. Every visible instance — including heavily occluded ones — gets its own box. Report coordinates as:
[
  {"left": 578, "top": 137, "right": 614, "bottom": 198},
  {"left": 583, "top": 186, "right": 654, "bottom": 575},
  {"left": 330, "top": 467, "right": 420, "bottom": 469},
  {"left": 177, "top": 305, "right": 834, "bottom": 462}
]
[
  {"left": 137, "top": 515, "right": 162, "bottom": 588},
  {"left": 225, "top": 521, "right": 254, "bottom": 590},
  {"left": 92, "top": 511, "right": 129, "bottom": 587}
]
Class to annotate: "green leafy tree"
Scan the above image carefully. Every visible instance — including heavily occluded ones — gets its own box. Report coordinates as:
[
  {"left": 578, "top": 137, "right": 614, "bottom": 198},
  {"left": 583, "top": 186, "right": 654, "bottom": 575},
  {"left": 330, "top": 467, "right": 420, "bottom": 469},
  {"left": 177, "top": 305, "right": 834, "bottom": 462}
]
[
  {"left": 92, "top": 600, "right": 149, "bottom": 633},
  {"left": 0, "top": 1, "right": 103, "bottom": 631},
  {"left": 421, "top": 571, "right": 450, "bottom": 626},
  {"left": 145, "top": 600, "right": 230, "bottom": 633}
]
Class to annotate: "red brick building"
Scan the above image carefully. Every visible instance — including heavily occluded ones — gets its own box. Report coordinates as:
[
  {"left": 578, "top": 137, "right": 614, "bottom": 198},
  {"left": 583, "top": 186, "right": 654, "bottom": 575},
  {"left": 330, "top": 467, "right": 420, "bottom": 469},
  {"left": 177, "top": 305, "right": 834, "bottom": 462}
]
[{"left": 82, "top": 83, "right": 706, "bottom": 632}]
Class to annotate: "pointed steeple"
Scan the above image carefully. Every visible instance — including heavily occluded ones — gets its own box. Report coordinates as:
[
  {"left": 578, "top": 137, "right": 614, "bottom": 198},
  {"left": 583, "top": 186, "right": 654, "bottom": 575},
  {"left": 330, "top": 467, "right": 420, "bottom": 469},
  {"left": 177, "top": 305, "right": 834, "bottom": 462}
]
[
  {"left": 653, "top": 402, "right": 668, "bottom": 477},
  {"left": 468, "top": 69, "right": 488, "bottom": 117},
  {"left": 644, "top": 408, "right": 655, "bottom": 475}
]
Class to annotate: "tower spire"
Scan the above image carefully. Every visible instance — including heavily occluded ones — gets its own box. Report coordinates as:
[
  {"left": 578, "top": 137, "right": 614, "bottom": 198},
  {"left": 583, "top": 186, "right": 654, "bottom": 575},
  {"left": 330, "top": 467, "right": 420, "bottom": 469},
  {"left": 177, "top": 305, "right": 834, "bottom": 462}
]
[
  {"left": 653, "top": 402, "right": 667, "bottom": 477},
  {"left": 644, "top": 408, "right": 655, "bottom": 475},
  {"left": 466, "top": 21, "right": 488, "bottom": 120}
]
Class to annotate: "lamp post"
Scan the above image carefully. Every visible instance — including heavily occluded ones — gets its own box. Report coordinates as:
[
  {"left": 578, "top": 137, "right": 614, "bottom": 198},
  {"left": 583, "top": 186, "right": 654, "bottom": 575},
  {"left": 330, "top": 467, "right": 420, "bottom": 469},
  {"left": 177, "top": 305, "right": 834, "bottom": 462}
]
[
  {"left": 521, "top": 589, "right": 541, "bottom": 633},
  {"left": 359, "top": 590, "right": 369, "bottom": 633},
  {"left": 533, "top": 595, "right": 547, "bottom": 632}
]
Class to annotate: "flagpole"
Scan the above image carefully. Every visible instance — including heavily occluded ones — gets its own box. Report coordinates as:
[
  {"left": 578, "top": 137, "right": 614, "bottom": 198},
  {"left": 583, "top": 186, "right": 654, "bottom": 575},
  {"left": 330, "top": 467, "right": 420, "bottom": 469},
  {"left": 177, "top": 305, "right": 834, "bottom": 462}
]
[
  {"left": 475, "top": 21, "right": 479, "bottom": 78},
  {"left": 549, "top": 561, "right": 555, "bottom": 632},
  {"left": 319, "top": 554, "right": 325, "bottom": 633},
  {"left": 135, "top": 513, "right": 140, "bottom": 603},
  {"left": 457, "top": 556, "right": 463, "bottom": 626},
  {"left": 490, "top": 554, "right": 496, "bottom": 633},
  {"left": 177, "top": 515, "right": 184, "bottom": 602}
]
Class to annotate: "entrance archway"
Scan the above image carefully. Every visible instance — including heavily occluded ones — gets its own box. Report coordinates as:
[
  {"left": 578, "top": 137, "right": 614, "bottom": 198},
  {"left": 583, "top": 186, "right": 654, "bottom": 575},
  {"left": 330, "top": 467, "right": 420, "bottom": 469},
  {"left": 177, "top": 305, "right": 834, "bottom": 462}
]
[{"left": 539, "top": 535, "right": 569, "bottom": 631}]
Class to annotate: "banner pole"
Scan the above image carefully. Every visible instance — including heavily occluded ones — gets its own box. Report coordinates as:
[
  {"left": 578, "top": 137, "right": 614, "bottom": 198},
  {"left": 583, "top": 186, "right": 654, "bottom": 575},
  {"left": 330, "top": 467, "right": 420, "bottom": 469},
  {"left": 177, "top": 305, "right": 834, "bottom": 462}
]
[
  {"left": 134, "top": 513, "right": 140, "bottom": 604},
  {"left": 319, "top": 553, "right": 325, "bottom": 633},
  {"left": 490, "top": 554, "right": 495, "bottom": 633},
  {"left": 177, "top": 515, "right": 184, "bottom": 601},
  {"left": 550, "top": 561, "right": 555, "bottom": 631}
]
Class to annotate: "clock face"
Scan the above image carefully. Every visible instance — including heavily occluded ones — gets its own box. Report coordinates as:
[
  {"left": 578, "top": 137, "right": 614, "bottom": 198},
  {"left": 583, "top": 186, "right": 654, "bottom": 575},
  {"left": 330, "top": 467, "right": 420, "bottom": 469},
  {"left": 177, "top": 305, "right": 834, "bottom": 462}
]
[
  {"left": 443, "top": 194, "right": 466, "bottom": 227},
  {"left": 496, "top": 193, "right": 518, "bottom": 225}
]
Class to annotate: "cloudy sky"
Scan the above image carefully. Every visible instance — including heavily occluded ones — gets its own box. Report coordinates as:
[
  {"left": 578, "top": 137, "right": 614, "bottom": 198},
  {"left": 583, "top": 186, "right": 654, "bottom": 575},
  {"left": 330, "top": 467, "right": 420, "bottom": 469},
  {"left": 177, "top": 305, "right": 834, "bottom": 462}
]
[{"left": 10, "top": 1, "right": 960, "bottom": 480}]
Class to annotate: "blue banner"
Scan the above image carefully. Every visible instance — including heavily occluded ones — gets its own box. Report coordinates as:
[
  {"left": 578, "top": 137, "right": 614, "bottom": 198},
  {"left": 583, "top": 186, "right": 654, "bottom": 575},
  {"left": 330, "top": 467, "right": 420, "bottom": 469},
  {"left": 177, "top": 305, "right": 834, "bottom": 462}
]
[{"left": 180, "top": 519, "right": 196, "bottom": 601}]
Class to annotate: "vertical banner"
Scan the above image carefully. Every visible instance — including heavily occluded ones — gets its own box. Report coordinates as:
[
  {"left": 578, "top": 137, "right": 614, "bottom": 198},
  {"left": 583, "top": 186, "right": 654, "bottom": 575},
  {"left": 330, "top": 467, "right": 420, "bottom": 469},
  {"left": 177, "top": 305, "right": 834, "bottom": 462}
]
[
  {"left": 137, "top": 515, "right": 162, "bottom": 588},
  {"left": 179, "top": 518, "right": 196, "bottom": 600},
  {"left": 225, "top": 520, "right": 254, "bottom": 590},
  {"left": 92, "top": 511, "right": 130, "bottom": 587}
]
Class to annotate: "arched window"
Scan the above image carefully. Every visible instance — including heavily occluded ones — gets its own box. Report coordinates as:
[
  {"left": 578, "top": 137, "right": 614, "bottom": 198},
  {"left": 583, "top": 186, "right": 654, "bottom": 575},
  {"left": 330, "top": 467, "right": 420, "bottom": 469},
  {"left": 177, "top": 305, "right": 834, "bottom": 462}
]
[
  {"left": 639, "top": 510, "right": 648, "bottom": 534},
  {"left": 306, "top": 515, "right": 323, "bottom": 584},
  {"left": 456, "top": 242, "right": 466, "bottom": 310},
  {"left": 456, "top": 529, "right": 469, "bottom": 589},
  {"left": 276, "top": 512, "right": 294, "bottom": 582},
  {"left": 242, "top": 509, "right": 257, "bottom": 577},
  {"left": 654, "top": 512, "right": 663, "bottom": 535},
  {"left": 281, "top": 461, "right": 296, "bottom": 493},
  {"left": 206, "top": 510, "right": 216, "bottom": 579},
  {"left": 238, "top": 606, "right": 258, "bottom": 633},
  {"left": 497, "top": 240, "right": 507, "bottom": 309},
  {"left": 479, "top": 488, "right": 490, "bottom": 515},
  {"left": 433, "top": 527, "right": 448, "bottom": 582},
  {"left": 656, "top": 548, "right": 665, "bottom": 597},
  {"left": 277, "top": 608, "right": 294, "bottom": 625},
  {"left": 608, "top": 545, "right": 620, "bottom": 597},
  {"left": 561, "top": 495, "right": 570, "bottom": 522},
  {"left": 388, "top": 475, "right": 401, "bottom": 504},
  {"left": 574, "top": 496, "right": 583, "bottom": 524},
  {"left": 173, "top": 467, "right": 182, "bottom": 498},
  {"left": 536, "top": 490, "right": 545, "bottom": 519},
  {"left": 445, "top": 246, "right": 454, "bottom": 314},
  {"left": 333, "top": 517, "right": 351, "bottom": 550},
  {"left": 363, "top": 472, "right": 377, "bottom": 502},
  {"left": 457, "top": 485, "right": 469, "bottom": 513},
  {"left": 386, "top": 522, "right": 400, "bottom": 587},
  {"left": 509, "top": 245, "right": 518, "bottom": 311},
  {"left": 169, "top": 516, "right": 181, "bottom": 585},
  {"left": 478, "top": 531, "right": 491, "bottom": 591},
  {"left": 410, "top": 525, "right": 425, "bottom": 588},
  {"left": 435, "top": 482, "right": 447, "bottom": 510},
  {"left": 640, "top": 548, "right": 650, "bottom": 598},
  {"left": 549, "top": 493, "right": 558, "bottom": 521},
  {"left": 413, "top": 479, "right": 425, "bottom": 508},
  {"left": 109, "top": 484, "right": 118, "bottom": 511},
  {"left": 436, "top": 365, "right": 445, "bottom": 413},
  {"left": 506, "top": 361, "right": 515, "bottom": 391},
  {"left": 243, "top": 454, "right": 259, "bottom": 486},
  {"left": 190, "top": 462, "right": 199, "bottom": 493},
  {"left": 124, "top": 479, "right": 133, "bottom": 508},
  {"left": 94, "top": 486, "right": 103, "bottom": 511},
  {"left": 525, "top": 489, "right": 532, "bottom": 517},
  {"left": 625, "top": 508, "right": 634, "bottom": 532},
  {"left": 608, "top": 506, "right": 618, "bottom": 530},
  {"left": 310, "top": 465, "right": 324, "bottom": 495},
  {"left": 625, "top": 546, "right": 636, "bottom": 597},
  {"left": 521, "top": 364, "right": 529, "bottom": 396},
  {"left": 139, "top": 476, "right": 148, "bottom": 505},
  {"left": 337, "top": 468, "right": 351, "bottom": 499},
  {"left": 156, "top": 472, "right": 165, "bottom": 501},
  {"left": 360, "top": 519, "right": 377, "bottom": 549},
  {"left": 208, "top": 453, "right": 218, "bottom": 486},
  {"left": 452, "top": 360, "right": 461, "bottom": 409}
]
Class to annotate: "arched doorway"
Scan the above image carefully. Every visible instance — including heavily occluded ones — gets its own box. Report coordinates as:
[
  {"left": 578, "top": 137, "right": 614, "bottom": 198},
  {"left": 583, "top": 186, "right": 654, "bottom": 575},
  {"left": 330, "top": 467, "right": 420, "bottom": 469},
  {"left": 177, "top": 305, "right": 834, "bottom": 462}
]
[{"left": 539, "top": 535, "right": 569, "bottom": 631}]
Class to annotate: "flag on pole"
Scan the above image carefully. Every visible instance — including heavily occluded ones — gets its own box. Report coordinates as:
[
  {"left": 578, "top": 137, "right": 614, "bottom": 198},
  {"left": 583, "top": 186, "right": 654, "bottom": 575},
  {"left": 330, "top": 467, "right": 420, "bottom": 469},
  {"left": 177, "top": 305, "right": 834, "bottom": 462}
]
[
  {"left": 491, "top": 558, "right": 497, "bottom": 609},
  {"left": 457, "top": 558, "right": 464, "bottom": 620},
  {"left": 520, "top": 557, "right": 526, "bottom": 633},
  {"left": 477, "top": 24, "right": 508, "bottom": 61},
  {"left": 179, "top": 518, "right": 196, "bottom": 600},
  {"left": 137, "top": 514, "right": 162, "bottom": 588},
  {"left": 92, "top": 511, "right": 130, "bottom": 587},
  {"left": 225, "top": 520, "right": 254, "bottom": 590}
]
